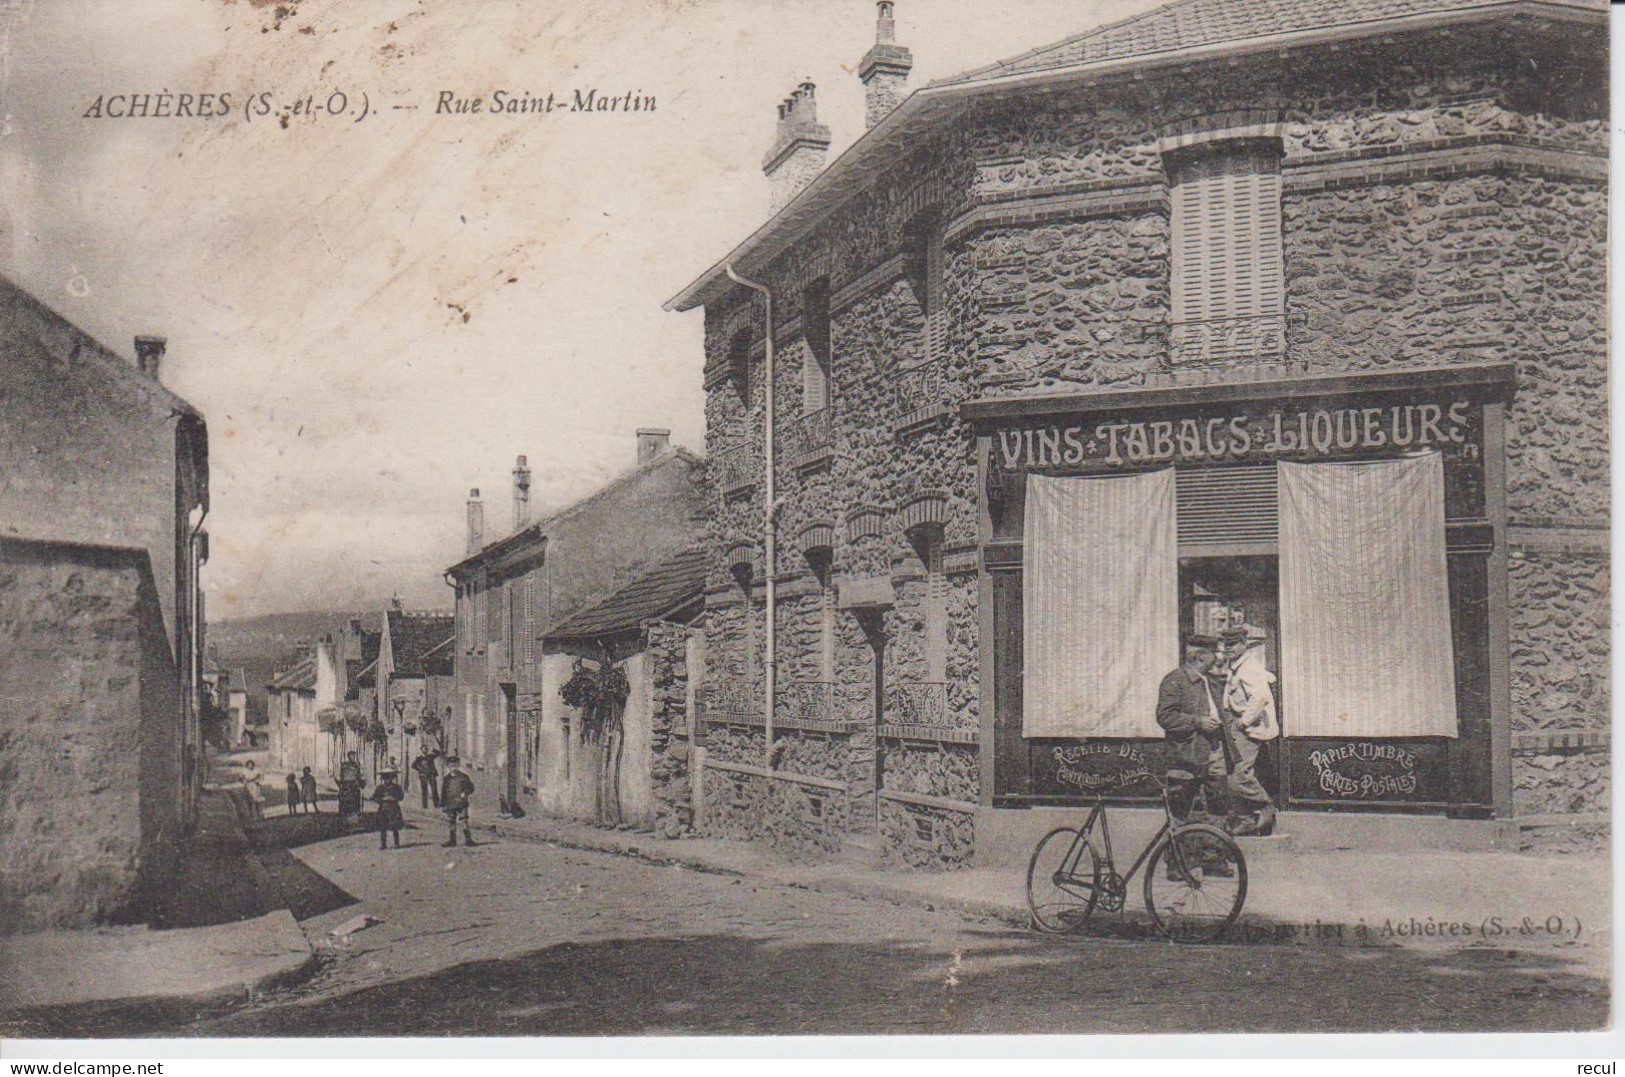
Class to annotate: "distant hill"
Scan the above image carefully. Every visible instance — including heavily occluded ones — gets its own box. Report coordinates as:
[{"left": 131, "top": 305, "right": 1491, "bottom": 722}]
[{"left": 209, "top": 610, "right": 385, "bottom": 665}]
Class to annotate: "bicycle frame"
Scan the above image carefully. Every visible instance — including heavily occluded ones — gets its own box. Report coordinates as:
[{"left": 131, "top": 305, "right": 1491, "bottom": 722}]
[{"left": 1075, "top": 794, "right": 1175, "bottom": 888}]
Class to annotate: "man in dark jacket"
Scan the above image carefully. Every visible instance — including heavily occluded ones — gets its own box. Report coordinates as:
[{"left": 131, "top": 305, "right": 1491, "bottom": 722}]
[
  {"left": 1156, "top": 635, "right": 1229, "bottom": 825},
  {"left": 411, "top": 749, "right": 440, "bottom": 809},
  {"left": 440, "top": 756, "right": 476, "bottom": 847}
]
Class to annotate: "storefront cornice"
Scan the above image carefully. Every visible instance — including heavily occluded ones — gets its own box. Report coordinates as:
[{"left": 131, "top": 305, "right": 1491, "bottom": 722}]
[{"left": 960, "top": 362, "right": 1517, "bottom": 427}]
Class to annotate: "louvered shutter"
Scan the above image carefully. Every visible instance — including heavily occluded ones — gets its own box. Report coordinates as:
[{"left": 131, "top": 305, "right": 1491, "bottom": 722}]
[
  {"left": 1170, "top": 146, "right": 1283, "bottom": 326},
  {"left": 802, "top": 345, "right": 828, "bottom": 413},
  {"left": 522, "top": 577, "right": 535, "bottom": 666},
  {"left": 1176, "top": 464, "right": 1278, "bottom": 549}
]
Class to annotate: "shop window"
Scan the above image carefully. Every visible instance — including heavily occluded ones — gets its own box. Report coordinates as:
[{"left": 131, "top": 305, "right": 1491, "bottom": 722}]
[
  {"left": 802, "top": 278, "right": 831, "bottom": 414},
  {"left": 1168, "top": 142, "right": 1283, "bottom": 350}
]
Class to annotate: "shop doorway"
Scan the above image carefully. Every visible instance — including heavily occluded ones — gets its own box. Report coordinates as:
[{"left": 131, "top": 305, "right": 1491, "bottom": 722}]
[{"left": 1179, "top": 555, "right": 1283, "bottom": 802}]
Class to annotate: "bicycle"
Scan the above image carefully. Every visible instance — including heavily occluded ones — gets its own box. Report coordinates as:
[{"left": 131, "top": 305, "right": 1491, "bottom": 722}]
[{"left": 1025, "top": 787, "right": 1248, "bottom": 943}]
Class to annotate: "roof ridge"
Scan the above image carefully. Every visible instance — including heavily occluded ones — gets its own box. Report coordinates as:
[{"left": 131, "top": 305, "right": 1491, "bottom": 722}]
[
  {"left": 450, "top": 446, "right": 702, "bottom": 574},
  {"left": 942, "top": 0, "right": 1215, "bottom": 85},
  {"left": 541, "top": 543, "right": 709, "bottom": 638}
]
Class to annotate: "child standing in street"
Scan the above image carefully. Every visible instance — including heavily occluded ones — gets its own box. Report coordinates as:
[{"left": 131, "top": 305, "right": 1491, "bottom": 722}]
[{"left": 285, "top": 772, "right": 302, "bottom": 815}]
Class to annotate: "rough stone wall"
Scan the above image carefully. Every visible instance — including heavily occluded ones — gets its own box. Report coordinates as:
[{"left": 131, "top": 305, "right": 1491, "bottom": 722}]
[
  {"left": 883, "top": 742, "right": 978, "bottom": 801},
  {"left": 1513, "top": 748, "right": 1607, "bottom": 820},
  {"left": 701, "top": 768, "right": 849, "bottom": 861},
  {"left": 1509, "top": 553, "right": 1609, "bottom": 735},
  {"left": 0, "top": 542, "right": 179, "bottom": 934},
  {"left": 645, "top": 620, "right": 696, "bottom": 836},
  {"left": 1283, "top": 174, "right": 1608, "bottom": 516},
  {"left": 878, "top": 800, "right": 975, "bottom": 871}
]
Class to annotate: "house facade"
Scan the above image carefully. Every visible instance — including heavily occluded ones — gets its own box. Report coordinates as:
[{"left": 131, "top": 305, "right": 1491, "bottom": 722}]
[
  {"left": 374, "top": 604, "right": 454, "bottom": 770},
  {"left": 266, "top": 637, "right": 343, "bottom": 778},
  {"left": 539, "top": 546, "right": 707, "bottom": 832},
  {"left": 667, "top": 0, "right": 1607, "bottom": 866},
  {"left": 444, "top": 432, "right": 708, "bottom": 817},
  {"left": 0, "top": 278, "right": 210, "bottom": 932}
]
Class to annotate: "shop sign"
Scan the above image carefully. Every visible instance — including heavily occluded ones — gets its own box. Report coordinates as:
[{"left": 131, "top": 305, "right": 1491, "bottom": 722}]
[
  {"left": 996, "top": 400, "right": 1475, "bottom": 471},
  {"left": 1305, "top": 742, "right": 1419, "bottom": 799},
  {"left": 1032, "top": 740, "right": 1161, "bottom": 798},
  {"left": 1287, "top": 739, "right": 1451, "bottom": 805}
]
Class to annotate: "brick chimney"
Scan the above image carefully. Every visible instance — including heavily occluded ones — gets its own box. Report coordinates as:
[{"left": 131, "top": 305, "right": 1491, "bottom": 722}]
[
  {"left": 860, "top": 2, "right": 912, "bottom": 128},
  {"left": 466, "top": 488, "right": 484, "bottom": 555},
  {"left": 512, "top": 455, "right": 531, "bottom": 530},
  {"left": 762, "top": 79, "right": 831, "bottom": 212},
  {"left": 636, "top": 428, "right": 671, "bottom": 466},
  {"left": 134, "top": 335, "right": 166, "bottom": 379}
]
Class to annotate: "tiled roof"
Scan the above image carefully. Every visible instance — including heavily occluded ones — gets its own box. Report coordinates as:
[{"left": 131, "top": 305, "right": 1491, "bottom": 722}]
[
  {"left": 935, "top": 0, "right": 1598, "bottom": 87},
  {"left": 417, "top": 635, "right": 455, "bottom": 678},
  {"left": 545, "top": 546, "right": 708, "bottom": 640},
  {"left": 268, "top": 655, "right": 316, "bottom": 692},
  {"left": 388, "top": 610, "right": 455, "bottom": 678}
]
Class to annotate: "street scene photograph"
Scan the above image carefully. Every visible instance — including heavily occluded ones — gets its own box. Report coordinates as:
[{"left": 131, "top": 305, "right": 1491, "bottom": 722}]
[{"left": 0, "top": 0, "right": 1610, "bottom": 1052}]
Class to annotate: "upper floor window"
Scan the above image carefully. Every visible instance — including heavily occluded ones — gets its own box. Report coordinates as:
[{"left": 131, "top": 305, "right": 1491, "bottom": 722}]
[
  {"left": 727, "top": 328, "right": 753, "bottom": 407},
  {"left": 905, "top": 213, "right": 944, "bottom": 365},
  {"left": 801, "top": 278, "right": 831, "bottom": 414},
  {"left": 1167, "top": 140, "right": 1284, "bottom": 362}
]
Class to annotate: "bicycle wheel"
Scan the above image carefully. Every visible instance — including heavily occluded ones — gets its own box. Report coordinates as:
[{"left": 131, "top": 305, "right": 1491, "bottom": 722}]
[
  {"left": 1026, "top": 826, "right": 1100, "bottom": 934},
  {"left": 1143, "top": 823, "right": 1247, "bottom": 943}
]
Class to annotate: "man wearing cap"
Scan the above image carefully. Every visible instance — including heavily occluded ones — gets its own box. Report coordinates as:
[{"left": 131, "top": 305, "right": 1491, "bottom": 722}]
[
  {"left": 440, "top": 755, "right": 476, "bottom": 847},
  {"left": 1156, "top": 635, "right": 1230, "bottom": 826},
  {"left": 1221, "top": 624, "right": 1279, "bottom": 836}
]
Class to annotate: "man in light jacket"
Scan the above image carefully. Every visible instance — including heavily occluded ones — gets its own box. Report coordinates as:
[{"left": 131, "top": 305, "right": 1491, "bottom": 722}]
[{"left": 1221, "top": 624, "right": 1279, "bottom": 836}]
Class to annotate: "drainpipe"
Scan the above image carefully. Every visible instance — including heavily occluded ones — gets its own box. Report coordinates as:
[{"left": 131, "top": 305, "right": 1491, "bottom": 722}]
[{"left": 725, "top": 263, "right": 776, "bottom": 774}]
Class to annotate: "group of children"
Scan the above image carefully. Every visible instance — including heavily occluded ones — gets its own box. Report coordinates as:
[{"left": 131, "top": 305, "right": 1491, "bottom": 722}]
[{"left": 282, "top": 768, "right": 321, "bottom": 814}]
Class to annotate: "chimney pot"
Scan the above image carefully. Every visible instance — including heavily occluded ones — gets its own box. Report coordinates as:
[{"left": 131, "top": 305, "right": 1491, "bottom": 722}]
[
  {"left": 763, "top": 79, "right": 832, "bottom": 212},
  {"left": 860, "top": 2, "right": 912, "bottom": 128},
  {"left": 512, "top": 454, "right": 532, "bottom": 531},
  {"left": 636, "top": 428, "right": 671, "bottom": 466},
  {"left": 466, "top": 488, "right": 484, "bottom": 556},
  {"left": 134, "top": 335, "right": 166, "bottom": 379}
]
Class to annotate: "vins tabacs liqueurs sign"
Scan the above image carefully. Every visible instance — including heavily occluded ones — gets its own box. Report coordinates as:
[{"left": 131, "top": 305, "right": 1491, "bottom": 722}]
[{"left": 996, "top": 399, "right": 1476, "bottom": 472}]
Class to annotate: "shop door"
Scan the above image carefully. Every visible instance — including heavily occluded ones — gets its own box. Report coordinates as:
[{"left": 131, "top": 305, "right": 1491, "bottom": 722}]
[{"left": 1179, "top": 555, "right": 1284, "bottom": 802}]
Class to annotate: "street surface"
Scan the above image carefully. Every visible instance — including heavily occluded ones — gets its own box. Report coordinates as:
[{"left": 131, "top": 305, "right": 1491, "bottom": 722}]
[{"left": 64, "top": 811, "right": 1606, "bottom": 1037}]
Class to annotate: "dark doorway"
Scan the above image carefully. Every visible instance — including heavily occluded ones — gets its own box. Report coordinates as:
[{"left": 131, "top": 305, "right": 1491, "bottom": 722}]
[{"left": 1178, "top": 555, "right": 1282, "bottom": 801}]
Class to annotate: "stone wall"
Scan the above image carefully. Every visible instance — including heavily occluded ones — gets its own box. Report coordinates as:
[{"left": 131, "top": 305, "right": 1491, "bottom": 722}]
[
  {"left": 645, "top": 620, "right": 696, "bottom": 836},
  {"left": 0, "top": 540, "right": 181, "bottom": 934},
  {"left": 1508, "top": 552, "right": 1608, "bottom": 735}
]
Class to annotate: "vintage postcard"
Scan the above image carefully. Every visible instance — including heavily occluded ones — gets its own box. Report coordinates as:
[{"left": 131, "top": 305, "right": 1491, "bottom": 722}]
[{"left": 0, "top": 0, "right": 1609, "bottom": 1050}]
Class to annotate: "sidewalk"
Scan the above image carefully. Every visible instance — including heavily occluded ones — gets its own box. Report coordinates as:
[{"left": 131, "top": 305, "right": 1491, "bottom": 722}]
[
  {"left": 416, "top": 804, "right": 1610, "bottom": 972},
  {"left": 0, "top": 789, "right": 315, "bottom": 1026}
]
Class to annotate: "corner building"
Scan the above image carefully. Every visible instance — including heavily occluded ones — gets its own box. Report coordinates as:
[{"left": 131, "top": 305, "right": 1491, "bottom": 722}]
[{"left": 668, "top": 0, "right": 1607, "bottom": 866}]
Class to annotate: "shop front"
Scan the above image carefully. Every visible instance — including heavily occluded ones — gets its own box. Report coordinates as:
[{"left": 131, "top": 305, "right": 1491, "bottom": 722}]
[{"left": 968, "top": 363, "right": 1516, "bottom": 819}]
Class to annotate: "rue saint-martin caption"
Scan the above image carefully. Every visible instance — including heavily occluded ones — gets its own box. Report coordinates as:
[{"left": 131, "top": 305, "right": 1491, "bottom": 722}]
[{"left": 80, "top": 87, "right": 658, "bottom": 125}]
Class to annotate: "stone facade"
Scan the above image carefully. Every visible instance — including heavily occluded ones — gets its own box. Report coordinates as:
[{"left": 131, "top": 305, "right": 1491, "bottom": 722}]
[
  {"left": 0, "top": 541, "right": 182, "bottom": 933},
  {"left": 682, "top": 5, "right": 1606, "bottom": 862}
]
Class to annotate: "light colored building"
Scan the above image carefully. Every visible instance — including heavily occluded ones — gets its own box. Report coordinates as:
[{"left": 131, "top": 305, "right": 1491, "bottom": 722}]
[{"left": 444, "top": 432, "right": 708, "bottom": 817}]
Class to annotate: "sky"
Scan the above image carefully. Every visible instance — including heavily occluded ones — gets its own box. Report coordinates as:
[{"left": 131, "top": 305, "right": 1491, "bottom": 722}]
[{"left": 0, "top": 0, "right": 1161, "bottom": 619}]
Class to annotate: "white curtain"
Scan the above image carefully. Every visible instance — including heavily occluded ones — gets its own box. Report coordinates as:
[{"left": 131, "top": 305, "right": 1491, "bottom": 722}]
[
  {"left": 1023, "top": 470, "right": 1177, "bottom": 738},
  {"left": 1279, "top": 453, "right": 1457, "bottom": 738}
]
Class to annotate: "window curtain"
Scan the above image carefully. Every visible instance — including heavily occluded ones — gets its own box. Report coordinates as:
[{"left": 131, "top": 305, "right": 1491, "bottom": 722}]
[
  {"left": 1023, "top": 469, "right": 1177, "bottom": 738},
  {"left": 1279, "top": 453, "right": 1457, "bottom": 738}
]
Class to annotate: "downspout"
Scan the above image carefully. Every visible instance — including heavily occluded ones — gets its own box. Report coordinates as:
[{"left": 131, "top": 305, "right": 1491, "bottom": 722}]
[{"left": 725, "top": 263, "right": 776, "bottom": 774}]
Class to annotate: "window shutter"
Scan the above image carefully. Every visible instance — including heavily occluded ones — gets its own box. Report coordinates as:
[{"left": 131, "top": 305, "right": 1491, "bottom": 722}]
[
  {"left": 1170, "top": 146, "right": 1283, "bottom": 327},
  {"left": 802, "top": 346, "right": 828, "bottom": 413},
  {"left": 523, "top": 577, "right": 535, "bottom": 666},
  {"left": 1176, "top": 464, "right": 1278, "bottom": 548}
]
